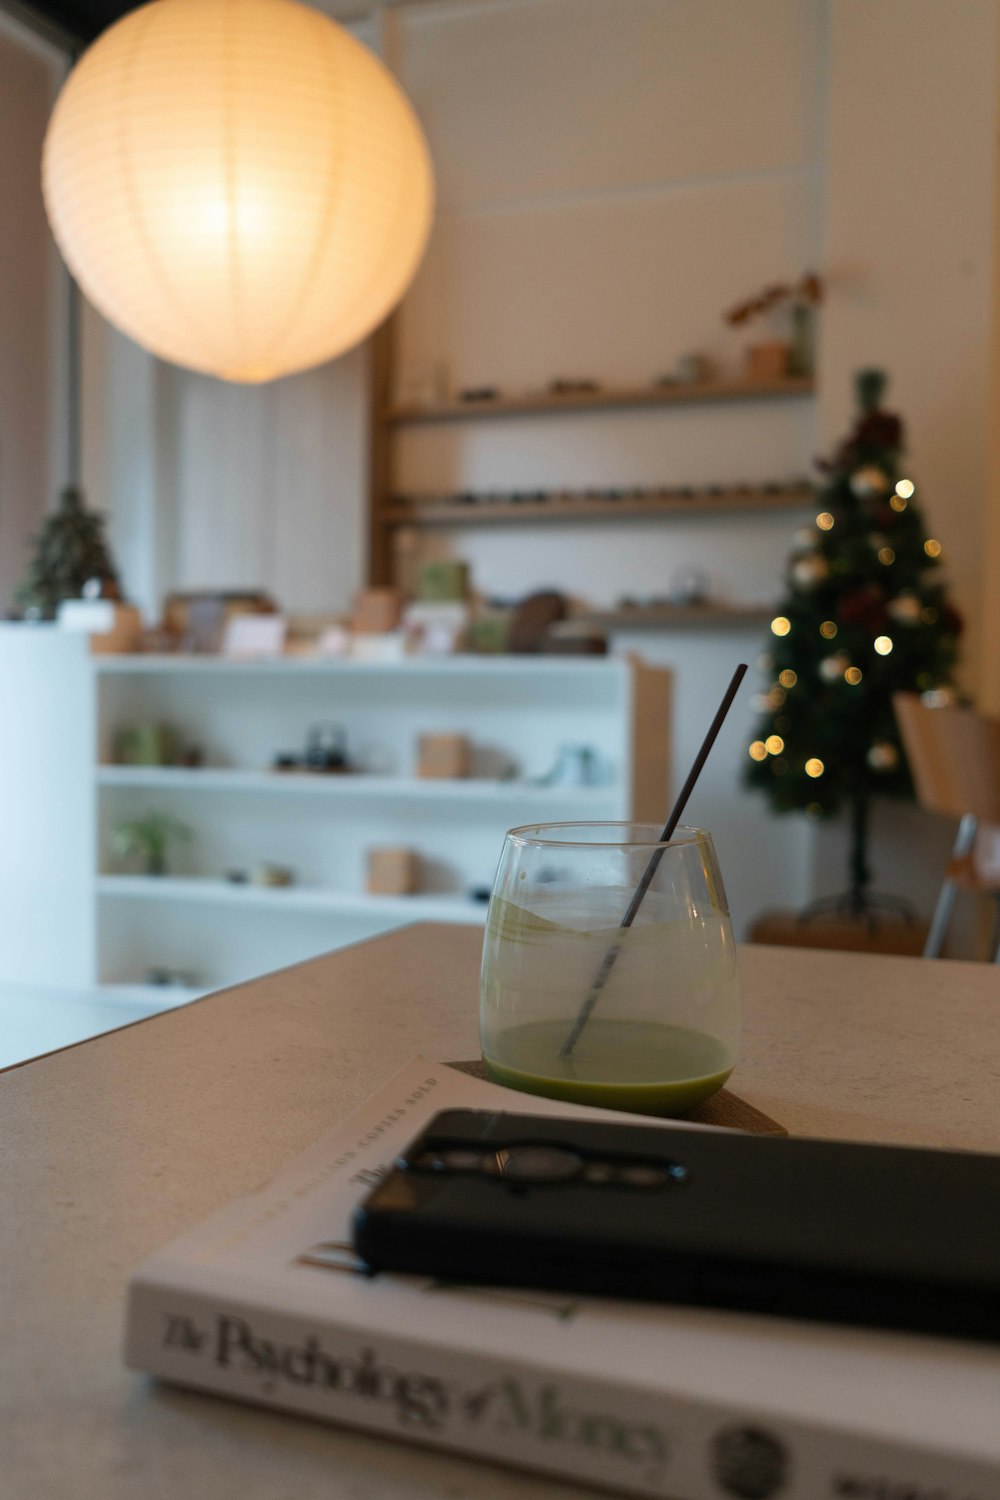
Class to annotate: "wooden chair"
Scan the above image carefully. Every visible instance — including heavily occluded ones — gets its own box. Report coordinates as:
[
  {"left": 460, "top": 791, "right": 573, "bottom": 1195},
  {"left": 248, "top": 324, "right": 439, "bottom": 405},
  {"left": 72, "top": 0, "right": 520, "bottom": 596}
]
[{"left": 893, "top": 693, "right": 1000, "bottom": 959}]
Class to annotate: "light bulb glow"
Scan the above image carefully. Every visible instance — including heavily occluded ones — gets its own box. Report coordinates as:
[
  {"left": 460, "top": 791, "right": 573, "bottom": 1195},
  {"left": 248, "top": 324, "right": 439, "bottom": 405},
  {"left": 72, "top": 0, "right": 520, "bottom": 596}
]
[
  {"left": 925, "top": 539, "right": 942, "bottom": 558},
  {"left": 819, "top": 620, "right": 838, "bottom": 640},
  {"left": 878, "top": 547, "right": 896, "bottom": 566},
  {"left": 896, "top": 479, "right": 915, "bottom": 499},
  {"left": 874, "top": 636, "right": 893, "bottom": 655},
  {"left": 749, "top": 741, "right": 768, "bottom": 762},
  {"left": 890, "top": 495, "right": 907, "bottom": 513},
  {"left": 765, "top": 735, "right": 785, "bottom": 755},
  {"left": 805, "top": 758, "right": 825, "bottom": 778},
  {"left": 771, "top": 616, "right": 791, "bottom": 637},
  {"left": 816, "top": 512, "right": 834, "bottom": 531},
  {"left": 844, "top": 666, "right": 863, "bottom": 685},
  {"left": 42, "top": 0, "right": 435, "bottom": 382},
  {"left": 778, "top": 669, "right": 797, "bottom": 688}
]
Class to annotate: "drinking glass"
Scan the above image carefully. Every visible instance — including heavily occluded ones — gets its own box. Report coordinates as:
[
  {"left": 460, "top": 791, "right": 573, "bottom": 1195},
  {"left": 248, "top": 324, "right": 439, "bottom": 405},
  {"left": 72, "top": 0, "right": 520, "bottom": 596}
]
[{"left": 479, "top": 822, "right": 740, "bottom": 1115}]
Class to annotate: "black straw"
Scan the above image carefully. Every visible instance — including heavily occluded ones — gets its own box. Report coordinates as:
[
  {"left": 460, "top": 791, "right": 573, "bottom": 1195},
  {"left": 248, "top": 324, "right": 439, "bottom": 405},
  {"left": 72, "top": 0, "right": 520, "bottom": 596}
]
[{"left": 559, "top": 662, "right": 748, "bottom": 1058}]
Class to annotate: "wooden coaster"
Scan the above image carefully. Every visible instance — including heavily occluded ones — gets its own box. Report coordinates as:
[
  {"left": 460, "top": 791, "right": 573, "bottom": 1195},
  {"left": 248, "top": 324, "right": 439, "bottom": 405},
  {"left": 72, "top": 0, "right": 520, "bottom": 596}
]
[{"left": 447, "top": 1060, "right": 786, "bottom": 1137}]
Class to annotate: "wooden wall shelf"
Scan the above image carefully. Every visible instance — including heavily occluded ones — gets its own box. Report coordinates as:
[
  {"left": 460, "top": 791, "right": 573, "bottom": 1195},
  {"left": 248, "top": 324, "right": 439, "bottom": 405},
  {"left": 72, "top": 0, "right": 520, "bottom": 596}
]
[
  {"left": 569, "top": 606, "right": 774, "bottom": 632},
  {"left": 384, "top": 485, "right": 813, "bottom": 528},
  {"left": 384, "top": 375, "right": 813, "bottom": 424}
]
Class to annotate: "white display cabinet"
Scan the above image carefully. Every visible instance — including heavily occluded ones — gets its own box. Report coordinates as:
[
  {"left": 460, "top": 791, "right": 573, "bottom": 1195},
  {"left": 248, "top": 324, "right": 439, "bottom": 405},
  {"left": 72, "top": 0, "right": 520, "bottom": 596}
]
[{"left": 0, "top": 629, "right": 669, "bottom": 1000}]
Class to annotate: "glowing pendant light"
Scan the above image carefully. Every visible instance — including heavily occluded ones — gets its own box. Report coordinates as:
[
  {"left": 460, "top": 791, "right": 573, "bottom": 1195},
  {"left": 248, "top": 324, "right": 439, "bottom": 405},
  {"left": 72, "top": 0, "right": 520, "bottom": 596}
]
[{"left": 42, "top": 0, "right": 434, "bottom": 383}]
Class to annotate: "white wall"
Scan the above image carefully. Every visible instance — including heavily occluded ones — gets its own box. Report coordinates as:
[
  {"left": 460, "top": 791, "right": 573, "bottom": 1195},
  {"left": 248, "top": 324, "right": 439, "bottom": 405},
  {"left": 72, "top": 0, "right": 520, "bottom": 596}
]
[
  {"left": 810, "top": 0, "right": 1000, "bottom": 915},
  {"left": 393, "top": 0, "right": 823, "bottom": 610},
  {"left": 0, "top": 13, "right": 65, "bottom": 607}
]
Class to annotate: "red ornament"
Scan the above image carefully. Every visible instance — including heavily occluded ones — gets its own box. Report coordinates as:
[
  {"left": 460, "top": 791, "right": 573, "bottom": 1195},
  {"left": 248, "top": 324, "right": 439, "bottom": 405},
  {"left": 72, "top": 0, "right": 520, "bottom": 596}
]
[{"left": 837, "top": 585, "right": 888, "bottom": 633}]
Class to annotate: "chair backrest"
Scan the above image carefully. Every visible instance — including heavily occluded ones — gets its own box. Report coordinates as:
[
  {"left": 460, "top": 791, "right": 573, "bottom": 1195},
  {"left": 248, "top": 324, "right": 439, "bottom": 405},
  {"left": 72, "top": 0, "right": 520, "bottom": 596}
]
[{"left": 893, "top": 693, "right": 1000, "bottom": 822}]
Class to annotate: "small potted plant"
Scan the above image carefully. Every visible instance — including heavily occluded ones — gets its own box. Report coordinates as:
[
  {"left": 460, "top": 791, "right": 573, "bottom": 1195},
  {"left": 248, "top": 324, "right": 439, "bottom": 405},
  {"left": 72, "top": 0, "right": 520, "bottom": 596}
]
[{"left": 110, "top": 812, "right": 192, "bottom": 876}]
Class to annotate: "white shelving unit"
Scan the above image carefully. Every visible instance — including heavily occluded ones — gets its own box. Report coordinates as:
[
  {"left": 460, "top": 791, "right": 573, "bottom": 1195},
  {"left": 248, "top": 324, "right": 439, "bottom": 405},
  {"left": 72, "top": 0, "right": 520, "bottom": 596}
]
[{"left": 0, "top": 630, "right": 669, "bottom": 997}]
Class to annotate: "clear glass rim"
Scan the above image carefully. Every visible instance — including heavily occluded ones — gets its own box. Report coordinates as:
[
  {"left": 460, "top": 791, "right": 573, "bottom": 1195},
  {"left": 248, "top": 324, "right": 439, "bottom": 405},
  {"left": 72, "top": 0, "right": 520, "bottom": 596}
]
[{"left": 505, "top": 821, "right": 708, "bottom": 850}]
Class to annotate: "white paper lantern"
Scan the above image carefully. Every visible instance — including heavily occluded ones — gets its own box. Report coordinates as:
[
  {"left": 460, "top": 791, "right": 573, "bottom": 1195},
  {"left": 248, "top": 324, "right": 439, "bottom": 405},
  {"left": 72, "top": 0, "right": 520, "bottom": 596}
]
[{"left": 42, "top": 0, "right": 434, "bottom": 383}]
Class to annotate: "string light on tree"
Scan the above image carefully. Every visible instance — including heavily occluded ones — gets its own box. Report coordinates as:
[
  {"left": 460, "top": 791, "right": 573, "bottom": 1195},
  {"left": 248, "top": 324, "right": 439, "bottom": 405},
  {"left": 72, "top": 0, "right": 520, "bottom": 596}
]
[
  {"left": 888, "top": 595, "right": 921, "bottom": 624},
  {"left": 765, "top": 735, "right": 785, "bottom": 755},
  {"left": 745, "top": 368, "right": 962, "bottom": 916},
  {"left": 850, "top": 466, "right": 891, "bottom": 498},
  {"left": 867, "top": 741, "right": 900, "bottom": 771}
]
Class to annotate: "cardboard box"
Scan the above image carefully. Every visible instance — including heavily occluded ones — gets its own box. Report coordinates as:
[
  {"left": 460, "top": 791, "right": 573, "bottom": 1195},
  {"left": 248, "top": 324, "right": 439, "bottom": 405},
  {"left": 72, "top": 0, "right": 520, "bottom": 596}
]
[
  {"left": 417, "top": 733, "right": 470, "bottom": 779},
  {"left": 353, "top": 588, "right": 403, "bottom": 635},
  {"left": 745, "top": 341, "right": 790, "bottom": 381},
  {"left": 367, "top": 847, "right": 418, "bottom": 896},
  {"left": 418, "top": 561, "right": 469, "bottom": 602}
]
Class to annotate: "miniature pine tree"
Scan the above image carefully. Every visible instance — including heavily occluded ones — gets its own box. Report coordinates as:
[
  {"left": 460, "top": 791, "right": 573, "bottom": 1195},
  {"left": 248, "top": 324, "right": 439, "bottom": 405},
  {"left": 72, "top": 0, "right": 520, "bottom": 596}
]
[
  {"left": 17, "top": 485, "right": 122, "bottom": 617},
  {"left": 745, "top": 369, "right": 962, "bottom": 914}
]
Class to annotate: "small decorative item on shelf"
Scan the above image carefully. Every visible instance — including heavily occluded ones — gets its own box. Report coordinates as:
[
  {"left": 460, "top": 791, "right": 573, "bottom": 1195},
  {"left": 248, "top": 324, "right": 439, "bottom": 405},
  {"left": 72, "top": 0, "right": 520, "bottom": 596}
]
[
  {"left": 58, "top": 584, "right": 144, "bottom": 654},
  {"left": 163, "top": 590, "right": 279, "bottom": 654},
  {"left": 548, "top": 377, "right": 600, "bottom": 395},
  {"left": 315, "top": 624, "right": 352, "bottom": 658},
  {"left": 349, "top": 631, "right": 407, "bottom": 663},
  {"left": 221, "top": 613, "right": 287, "bottom": 659},
  {"left": 403, "top": 601, "right": 469, "bottom": 656},
  {"left": 543, "top": 622, "right": 608, "bottom": 656},
  {"left": 367, "top": 847, "right": 418, "bottom": 896},
  {"left": 110, "top": 812, "right": 192, "bottom": 876},
  {"left": 532, "top": 744, "right": 602, "bottom": 789},
  {"left": 304, "top": 722, "right": 350, "bottom": 772},
  {"left": 670, "top": 566, "right": 712, "bottom": 607},
  {"left": 395, "top": 360, "right": 448, "bottom": 408},
  {"left": 418, "top": 560, "right": 469, "bottom": 602},
  {"left": 745, "top": 341, "right": 791, "bottom": 382},
  {"left": 725, "top": 271, "right": 823, "bottom": 379},
  {"left": 146, "top": 965, "right": 199, "bottom": 988},
  {"left": 284, "top": 611, "right": 347, "bottom": 657},
  {"left": 507, "top": 590, "right": 567, "bottom": 653},
  {"left": 114, "top": 722, "right": 181, "bottom": 767},
  {"left": 657, "top": 353, "right": 715, "bottom": 386},
  {"left": 458, "top": 386, "right": 499, "bottom": 403},
  {"left": 352, "top": 587, "right": 403, "bottom": 635},
  {"left": 466, "top": 603, "right": 511, "bottom": 655},
  {"left": 252, "top": 863, "right": 295, "bottom": 888},
  {"left": 417, "top": 733, "right": 470, "bottom": 779},
  {"left": 272, "top": 722, "right": 350, "bottom": 774}
]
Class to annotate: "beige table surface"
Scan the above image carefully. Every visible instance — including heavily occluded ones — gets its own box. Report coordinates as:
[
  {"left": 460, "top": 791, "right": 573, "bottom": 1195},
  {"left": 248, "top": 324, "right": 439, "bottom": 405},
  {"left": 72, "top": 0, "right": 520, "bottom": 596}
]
[{"left": 3, "top": 925, "right": 1000, "bottom": 1500}]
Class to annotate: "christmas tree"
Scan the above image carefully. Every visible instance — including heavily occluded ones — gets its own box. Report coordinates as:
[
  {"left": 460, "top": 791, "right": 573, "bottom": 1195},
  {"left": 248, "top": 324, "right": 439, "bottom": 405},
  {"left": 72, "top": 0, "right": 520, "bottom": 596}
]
[
  {"left": 17, "top": 485, "right": 122, "bottom": 618},
  {"left": 745, "top": 369, "right": 962, "bottom": 914}
]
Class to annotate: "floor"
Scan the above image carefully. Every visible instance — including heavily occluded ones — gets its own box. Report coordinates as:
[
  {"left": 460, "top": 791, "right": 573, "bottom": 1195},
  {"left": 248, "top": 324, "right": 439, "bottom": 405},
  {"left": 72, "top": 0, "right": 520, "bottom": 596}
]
[{"left": 0, "top": 984, "right": 201, "bottom": 1070}]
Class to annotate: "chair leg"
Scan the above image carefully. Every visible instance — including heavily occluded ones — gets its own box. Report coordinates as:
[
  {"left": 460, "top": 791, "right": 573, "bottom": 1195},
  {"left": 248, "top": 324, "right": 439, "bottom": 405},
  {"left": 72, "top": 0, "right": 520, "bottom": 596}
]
[{"left": 924, "top": 814, "right": 978, "bottom": 959}]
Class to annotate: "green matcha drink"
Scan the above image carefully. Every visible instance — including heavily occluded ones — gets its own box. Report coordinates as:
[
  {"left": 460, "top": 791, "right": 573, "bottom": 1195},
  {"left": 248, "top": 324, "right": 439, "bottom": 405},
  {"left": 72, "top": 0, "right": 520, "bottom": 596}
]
[
  {"left": 484, "top": 1017, "right": 734, "bottom": 1114},
  {"left": 480, "top": 835, "right": 741, "bottom": 1119}
]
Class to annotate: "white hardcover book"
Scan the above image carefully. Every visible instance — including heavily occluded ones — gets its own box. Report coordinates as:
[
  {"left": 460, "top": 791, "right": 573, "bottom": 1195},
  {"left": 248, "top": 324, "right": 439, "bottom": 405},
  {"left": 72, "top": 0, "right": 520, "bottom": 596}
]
[{"left": 125, "top": 1057, "right": 1000, "bottom": 1499}]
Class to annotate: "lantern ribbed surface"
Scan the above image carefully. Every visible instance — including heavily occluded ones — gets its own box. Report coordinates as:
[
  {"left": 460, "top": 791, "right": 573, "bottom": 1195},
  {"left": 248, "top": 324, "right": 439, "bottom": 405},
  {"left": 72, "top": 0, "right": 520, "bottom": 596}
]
[{"left": 42, "top": 0, "right": 434, "bottom": 382}]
